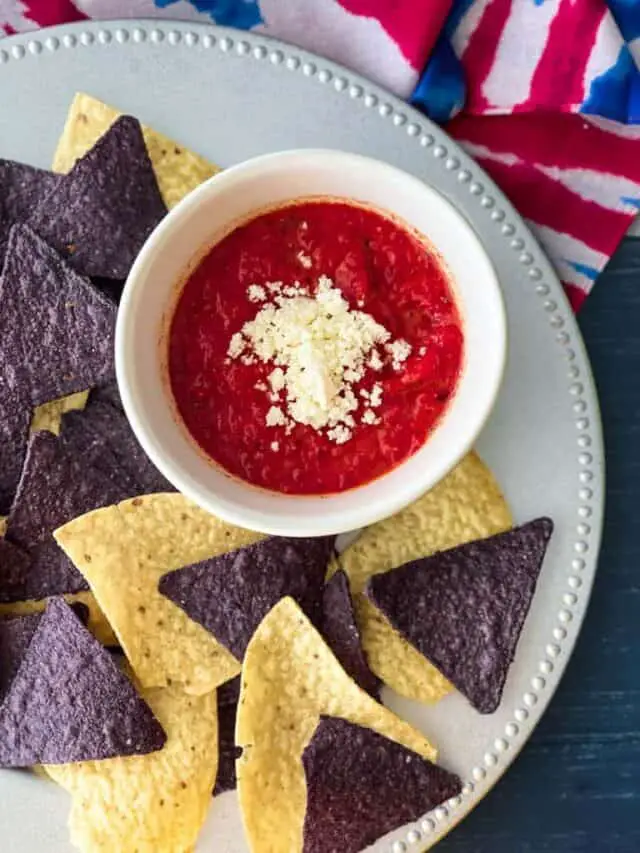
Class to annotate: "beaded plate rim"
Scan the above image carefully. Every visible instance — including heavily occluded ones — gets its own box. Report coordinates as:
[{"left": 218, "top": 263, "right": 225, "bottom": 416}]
[{"left": 0, "top": 20, "right": 604, "bottom": 853}]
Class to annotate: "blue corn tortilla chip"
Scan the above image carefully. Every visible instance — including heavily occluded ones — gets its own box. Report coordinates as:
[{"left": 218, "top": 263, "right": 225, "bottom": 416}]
[
  {"left": 58, "top": 389, "right": 175, "bottom": 497},
  {"left": 0, "top": 388, "right": 31, "bottom": 514},
  {"left": 302, "top": 716, "right": 462, "bottom": 853},
  {"left": 91, "top": 380, "right": 123, "bottom": 410},
  {"left": 0, "top": 598, "right": 166, "bottom": 766},
  {"left": 366, "top": 518, "right": 554, "bottom": 714},
  {"left": 0, "top": 612, "right": 41, "bottom": 703},
  {"left": 1, "top": 431, "right": 127, "bottom": 601},
  {"left": 90, "top": 276, "right": 125, "bottom": 304},
  {"left": 322, "top": 571, "right": 380, "bottom": 699},
  {"left": 28, "top": 116, "right": 167, "bottom": 280},
  {"left": 159, "top": 536, "right": 335, "bottom": 660},
  {"left": 213, "top": 695, "right": 241, "bottom": 796},
  {"left": 0, "top": 225, "right": 116, "bottom": 407},
  {"left": 0, "top": 604, "right": 88, "bottom": 702},
  {"left": 214, "top": 676, "right": 242, "bottom": 795},
  {"left": 0, "top": 539, "right": 32, "bottom": 605},
  {"left": 217, "top": 675, "right": 240, "bottom": 708},
  {"left": 0, "top": 160, "right": 60, "bottom": 259}
]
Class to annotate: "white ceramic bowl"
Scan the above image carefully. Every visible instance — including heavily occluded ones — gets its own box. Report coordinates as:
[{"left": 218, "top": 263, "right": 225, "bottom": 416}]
[{"left": 116, "top": 149, "right": 506, "bottom": 537}]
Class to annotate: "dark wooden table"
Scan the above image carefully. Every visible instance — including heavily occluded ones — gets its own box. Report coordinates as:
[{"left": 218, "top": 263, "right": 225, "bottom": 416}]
[{"left": 440, "top": 239, "right": 640, "bottom": 853}]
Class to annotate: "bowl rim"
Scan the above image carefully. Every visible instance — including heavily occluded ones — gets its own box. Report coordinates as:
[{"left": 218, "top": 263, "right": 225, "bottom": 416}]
[{"left": 116, "top": 148, "right": 508, "bottom": 536}]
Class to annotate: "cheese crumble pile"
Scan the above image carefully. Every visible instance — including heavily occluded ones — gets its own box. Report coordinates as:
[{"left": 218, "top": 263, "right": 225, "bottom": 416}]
[{"left": 227, "top": 276, "right": 411, "bottom": 444}]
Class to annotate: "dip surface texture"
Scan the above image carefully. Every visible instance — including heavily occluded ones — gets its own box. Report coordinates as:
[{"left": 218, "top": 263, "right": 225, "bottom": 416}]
[{"left": 168, "top": 201, "right": 463, "bottom": 494}]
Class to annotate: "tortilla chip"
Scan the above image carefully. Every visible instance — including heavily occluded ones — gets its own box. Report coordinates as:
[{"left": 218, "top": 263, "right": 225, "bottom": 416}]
[
  {"left": 159, "top": 536, "right": 334, "bottom": 659},
  {"left": 0, "top": 599, "right": 166, "bottom": 767},
  {"left": 0, "top": 538, "right": 32, "bottom": 602},
  {"left": 53, "top": 92, "right": 219, "bottom": 209},
  {"left": 321, "top": 570, "right": 379, "bottom": 699},
  {"left": 303, "top": 716, "right": 462, "bottom": 853},
  {"left": 0, "top": 591, "right": 116, "bottom": 647},
  {"left": 54, "top": 493, "right": 262, "bottom": 694},
  {"left": 0, "top": 610, "right": 42, "bottom": 702},
  {"left": 0, "top": 159, "right": 60, "bottom": 258},
  {"left": 58, "top": 390, "right": 174, "bottom": 496},
  {"left": 0, "top": 389, "right": 31, "bottom": 515},
  {"left": 367, "top": 518, "right": 554, "bottom": 713},
  {"left": 0, "top": 225, "right": 116, "bottom": 407},
  {"left": 90, "top": 275, "right": 125, "bottom": 303},
  {"left": 3, "top": 432, "right": 127, "bottom": 601},
  {"left": 46, "top": 682, "right": 218, "bottom": 853},
  {"left": 29, "top": 117, "right": 167, "bottom": 280},
  {"left": 31, "top": 391, "right": 88, "bottom": 436},
  {"left": 236, "top": 597, "right": 437, "bottom": 853},
  {"left": 336, "top": 452, "right": 512, "bottom": 704}
]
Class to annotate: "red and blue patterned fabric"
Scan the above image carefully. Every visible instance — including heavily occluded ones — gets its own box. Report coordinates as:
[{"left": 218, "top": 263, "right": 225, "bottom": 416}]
[{"left": 4, "top": 0, "right": 640, "bottom": 308}]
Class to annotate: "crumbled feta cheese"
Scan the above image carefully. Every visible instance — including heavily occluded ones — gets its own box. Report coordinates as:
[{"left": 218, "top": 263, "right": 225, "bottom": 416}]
[
  {"left": 387, "top": 338, "right": 412, "bottom": 370},
  {"left": 266, "top": 406, "right": 287, "bottom": 427},
  {"left": 227, "top": 275, "right": 411, "bottom": 443},
  {"left": 327, "top": 425, "right": 352, "bottom": 445},
  {"left": 228, "top": 333, "right": 245, "bottom": 359},
  {"left": 269, "top": 367, "right": 286, "bottom": 393},
  {"left": 368, "top": 350, "right": 383, "bottom": 371},
  {"left": 297, "top": 251, "right": 313, "bottom": 269},
  {"left": 369, "top": 383, "right": 383, "bottom": 408},
  {"left": 270, "top": 441, "right": 280, "bottom": 452},
  {"left": 419, "top": 345, "right": 427, "bottom": 356},
  {"left": 362, "top": 409, "right": 380, "bottom": 425},
  {"left": 247, "top": 284, "right": 267, "bottom": 303}
]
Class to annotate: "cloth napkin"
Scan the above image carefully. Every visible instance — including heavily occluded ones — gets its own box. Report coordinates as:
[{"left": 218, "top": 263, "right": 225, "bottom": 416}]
[{"left": 3, "top": 0, "right": 640, "bottom": 310}]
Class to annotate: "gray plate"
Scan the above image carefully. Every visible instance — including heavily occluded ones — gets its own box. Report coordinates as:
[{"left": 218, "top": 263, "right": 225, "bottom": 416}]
[{"left": 0, "top": 20, "right": 604, "bottom": 853}]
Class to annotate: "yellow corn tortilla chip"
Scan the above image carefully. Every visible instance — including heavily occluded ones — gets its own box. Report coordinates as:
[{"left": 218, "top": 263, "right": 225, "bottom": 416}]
[
  {"left": 53, "top": 92, "right": 220, "bottom": 208},
  {"left": 30, "top": 391, "right": 88, "bottom": 435},
  {"left": 54, "top": 493, "right": 262, "bottom": 694},
  {"left": 237, "top": 597, "right": 437, "bottom": 853},
  {"left": 0, "top": 591, "right": 116, "bottom": 647},
  {"left": 336, "top": 451, "right": 512, "bottom": 704},
  {"left": 46, "top": 683, "right": 218, "bottom": 853}
]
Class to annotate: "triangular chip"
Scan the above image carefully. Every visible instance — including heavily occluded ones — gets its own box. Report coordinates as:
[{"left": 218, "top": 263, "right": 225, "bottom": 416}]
[
  {"left": 29, "top": 116, "right": 166, "bottom": 280},
  {"left": 0, "top": 610, "right": 42, "bottom": 702},
  {"left": 46, "top": 682, "right": 218, "bottom": 853},
  {"left": 0, "top": 536, "right": 32, "bottom": 605},
  {"left": 0, "top": 225, "right": 116, "bottom": 406},
  {"left": 302, "top": 716, "right": 462, "bottom": 853},
  {"left": 0, "top": 159, "right": 60, "bottom": 257},
  {"left": 366, "top": 518, "right": 554, "bottom": 713},
  {"left": 159, "top": 536, "right": 334, "bottom": 659},
  {"left": 0, "top": 388, "right": 31, "bottom": 514},
  {"left": 52, "top": 92, "right": 219, "bottom": 208},
  {"left": 3, "top": 431, "right": 127, "bottom": 600},
  {"left": 337, "top": 452, "right": 512, "bottom": 704},
  {"left": 59, "top": 389, "right": 174, "bottom": 496},
  {"left": 321, "top": 570, "right": 379, "bottom": 699},
  {"left": 54, "top": 493, "right": 262, "bottom": 694},
  {"left": 0, "top": 604, "right": 89, "bottom": 701},
  {"left": 237, "top": 598, "right": 437, "bottom": 853},
  {"left": 0, "top": 598, "right": 166, "bottom": 766}
]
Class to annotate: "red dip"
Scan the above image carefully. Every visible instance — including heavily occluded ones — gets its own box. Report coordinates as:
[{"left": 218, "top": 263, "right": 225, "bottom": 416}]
[{"left": 168, "top": 200, "right": 464, "bottom": 495}]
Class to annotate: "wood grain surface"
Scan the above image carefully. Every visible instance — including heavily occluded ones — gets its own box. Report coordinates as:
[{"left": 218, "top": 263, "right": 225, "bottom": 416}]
[{"left": 439, "top": 238, "right": 640, "bottom": 852}]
